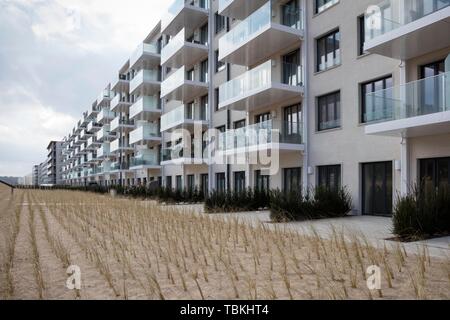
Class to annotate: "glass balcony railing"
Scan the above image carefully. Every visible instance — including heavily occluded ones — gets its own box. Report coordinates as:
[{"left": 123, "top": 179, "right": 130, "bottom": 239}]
[
  {"left": 97, "top": 143, "right": 110, "bottom": 158},
  {"left": 364, "top": 72, "right": 450, "bottom": 123},
  {"left": 111, "top": 117, "right": 135, "bottom": 131},
  {"left": 130, "top": 123, "right": 161, "bottom": 144},
  {"left": 217, "top": 120, "right": 303, "bottom": 152},
  {"left": 130, "top": 153, "right": 160, "bottom": 167},
  {"left": 161, "top": 144, "right": 185, "bottom": 162},
  {"left": 162, "top": 66, "right": 206, "bottom": 97},
  {"left": 111, "top": 139, "right": 132, "bottom": 152},
  {"left": 130, "top": 69, "right": 161, "bottom": 93},
  {"left": 111, "top": 162, "right": 130, "bottom": 171},
  {"left": 219, "top": 60, "right": 303, "bottom": 106},
  {"left": 130, "top": 42, "right": 159, "bottom": 67},
  {"left": 130, "top": 96, "right": 161, "bottom": 118},
  {"left": 160, "top": 104, "right": 207, "bottom": 132},
  {"left": 162, "top": 0, "right": 209, "bottom": 33},
  {"left": 365, "top": 0, "right": 450, "bottom": 41},
  {"left": 162, "top": 28, "right": 186, "bottom": 63},
  {"left": 219, "top": 2, "right": 302, "bottom": 59}
]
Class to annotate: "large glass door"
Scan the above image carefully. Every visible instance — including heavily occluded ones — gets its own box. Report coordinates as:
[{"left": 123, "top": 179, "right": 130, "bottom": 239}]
[
  {"left": 362, "top": 162, "right": 393, "bottom": 216},
  {"left": 420, "top": 157, "right": 450, "bottom": 189},
  {"left": 420, "top": 60, "right": 445, "bottom": 115}
]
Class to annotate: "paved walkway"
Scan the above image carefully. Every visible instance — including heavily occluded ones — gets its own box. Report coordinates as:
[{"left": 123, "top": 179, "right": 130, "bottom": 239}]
[{"left": 159, "top": 203, "right": 450, "bottom": 258}]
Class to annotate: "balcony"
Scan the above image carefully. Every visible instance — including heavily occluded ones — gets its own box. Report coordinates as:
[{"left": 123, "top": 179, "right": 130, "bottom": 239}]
[
  {"left": 219, "top": 60, "right": 303, "bottom": 111},
  {"left": 218, "top": 0, "right": 267, "bottom": 20},
  {"left": 217, "top": 120, "right": 304, "bottom": 156},
  {"left": 161, "top": 66, "right": 208, "bottom": 102},
  {"left": 160, "top": 104, "right": 208, "bottom": 132},
  {"left": 161, "top": 0, "right": 209, "bottom": 36},
  {"left": 161, "top": 28, "right": 208, "bottom": 68},
  {"left": 87, "top": 152, "right": 98, "bottom": 163},
  {"left": 110, "top": 162, "right": 131, "bottom": 172},
  {"left": 96, "top": 125, "right": 117, "bottom": 142},
  {"left": 161, "top": 145, "right": 206, "bottom": 165},
  {"left": 97, "top": 89, "right": 114, "bottom": 107},
  {"left": 97, "top": 108, "right": 115, "bottom": 124},
  {"left": 365, "top": 72, "right": 450, "bottom": 137},
  {"left": 87, "top": 137, "right": 101, "bottom": 150},
  {"left": 111, "top": 74, "right": 129, "bottom": 93},
  {"left": 364, "top": 0, "right": 450, "bottom": 60},
  {"left": 130, "top": 69, "right": 161, "bottom": 96},
  {"left": 111, "top": 94, "right": 132, "bottom": 113},
  {"left": 80, "top": 129, "right": 93, "bottom": 140},
  {"left": 129, "top": 122, "right": 161, "bottom": 146},
  {"left": 110, "top": 117, "right": 135, "bottom": 133},
  {"left": 130, "top": 151, "right": 161, "bottom": 170},
  {"left": 97, "top": 143, "right": 111, "bottom": 159},
  {"left": 129, "top": 96, "right": 161, "bottom": 121},
  {"left": 74, "top": 135, "right": 86, "bottom": 146},
  {"left": 110, "top": 139, "right": 134, "bottom": 154},
  {"left": 130, "top": 43, "right": 160, "bottom": 70},
  {"left": 87, "top": 121, "right": 102, "bottom": 132},
  {"left": 218, "top": 1, "right": 303, "bottom": 66}
]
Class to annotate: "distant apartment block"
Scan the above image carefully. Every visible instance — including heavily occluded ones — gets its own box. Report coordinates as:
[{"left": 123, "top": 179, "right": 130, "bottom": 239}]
[{"left": 50, "top": 0, "right": 449, "bottom": 216}]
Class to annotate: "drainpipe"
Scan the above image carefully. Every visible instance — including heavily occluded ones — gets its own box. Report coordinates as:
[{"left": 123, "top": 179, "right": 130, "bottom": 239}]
[
  {"left": 207, "top": 1, "right": 214, "bottom": 194},
  {"left": 302, "top": 0, "right": 310, "bottom": 192}
]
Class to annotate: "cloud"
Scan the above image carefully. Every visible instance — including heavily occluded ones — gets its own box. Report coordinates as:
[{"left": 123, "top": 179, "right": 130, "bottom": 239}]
[{"left": 0, "top": 0, "right": 167, "bottom": 176}]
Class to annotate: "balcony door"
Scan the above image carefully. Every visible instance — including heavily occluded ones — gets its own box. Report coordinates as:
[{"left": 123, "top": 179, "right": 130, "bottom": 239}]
[
  {"left": 419, "top": 60, "right": 445, "bottom": 115},
  {"left": 407, "top": 0, "right": 450, "bottom": 21},
  {"left": 282, "top": 49, "right": 301, "bottom": 86},
  {"left": 362, "top": 162, "right": 393, "bottom": 216},
  {"left": 283, "top": 104, "right": 302, "bottom": 144},
  {"left": 282, "top": 0, "right": 300, "bottom": 29}
]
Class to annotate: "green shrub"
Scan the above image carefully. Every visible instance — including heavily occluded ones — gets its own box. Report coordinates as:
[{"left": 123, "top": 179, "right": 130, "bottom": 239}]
[
  {"left": 204, "top": 188, "right": 270, "bottom": 213},
  {"left": 269, "top": 187, "right": 352, "bottom": 222},
  {"left": 393, "top": 185, "right": 450, "bottom": 240}
]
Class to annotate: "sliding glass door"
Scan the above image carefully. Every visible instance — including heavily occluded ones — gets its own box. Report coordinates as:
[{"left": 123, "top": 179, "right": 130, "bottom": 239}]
[{"left": 362, "top": 162, "right": 393, "bottom": 216}]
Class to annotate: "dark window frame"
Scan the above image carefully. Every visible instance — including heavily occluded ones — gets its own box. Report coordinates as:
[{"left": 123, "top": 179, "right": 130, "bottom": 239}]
[{"left": 317, "top": 91, "right": 341, "bottom": 131}]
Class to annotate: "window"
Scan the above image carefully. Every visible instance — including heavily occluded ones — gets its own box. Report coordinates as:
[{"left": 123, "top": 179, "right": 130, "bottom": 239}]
[
  {"left": 255, "top": 112, "right": 271, "bottom": 123},
  {"left": 419, "top": 60, "right": 446, "bottom": 115},
  {"left": 187, "top": 175, "right": 195, "bottom": 191},
  {"left": 255, "top": 170, "right": 270, "bottom": 191},
  {"left": 200, "top": 95, "right": 208, "bottom": 120},
  {"left": 420, "top": 157, "right": 450, "bottom": 189},
  {"left": 315, "top": 0, "right": 339, "bottom": 14},
  {"left": 215, "top": 12, "right": 226, "bottom": 34},
  {"left": 216, "top": 172, "right": 226, "bottom": 193},
  {"left": 215, "top": 50, "right": 226, "bottom": 73},
  {"left": 200, "top": 59, "right": 208, "bottom": 82},
  {"left": 284, "top": 104, "right": 302, "bottom": 143},
  {"left": 284, "top": 167, "right": 302, "bottom": 192},
  {"left": 215, "top": 88, "right": 220, "bottom": 111},
  {"left": 176, "top": 175, "right": 183, "bottom": 191},
  {"left": 316, "top": 29, "right": 340, "bottom": 72},
  {"left": 318, "top": 165, "right": 341, "bottom": 190},
  {"left": 361, "top": 76, "right": 393, "bottom": 123},
  {"left": 317, "top": 91, "right": 340, "bottom": 131},
  {"left": 186, "top": 101, "right": 194, "bottom": 120},
  {"left": 186, "top": 68, "right": 194, "bottom": 81},
  {"left": 234, "top": 172, "right": 246, "bottom": 193},
  {"left": 358, "top": 15, "right": 366, "bottom": 56}
]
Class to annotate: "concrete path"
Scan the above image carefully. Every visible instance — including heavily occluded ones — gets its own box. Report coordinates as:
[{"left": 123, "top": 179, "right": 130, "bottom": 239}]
[{"left": 159, "top": 203, "right": 450, "bottom": 259}]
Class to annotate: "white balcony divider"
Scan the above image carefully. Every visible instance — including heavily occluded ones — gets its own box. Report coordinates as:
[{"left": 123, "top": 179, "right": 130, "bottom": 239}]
[{"left": 365, "top": 71, "right": 450, "bottom": 123}]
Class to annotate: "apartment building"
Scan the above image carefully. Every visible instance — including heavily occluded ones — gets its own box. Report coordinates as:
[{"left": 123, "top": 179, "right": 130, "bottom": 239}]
[
  {"left": 58, "top": 0, "right": 449, "bottom": 217},
  {"left": 32, "top": 165, "right": 39, "bottom": 186},
  {"left": 46, "top": 141, "right": 63, "bottom": 185}
]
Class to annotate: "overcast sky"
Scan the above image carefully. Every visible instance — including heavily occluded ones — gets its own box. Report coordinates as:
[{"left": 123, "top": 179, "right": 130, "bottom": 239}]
[{"left": 0, "top": 0, "right": 168, "bottom": 177}]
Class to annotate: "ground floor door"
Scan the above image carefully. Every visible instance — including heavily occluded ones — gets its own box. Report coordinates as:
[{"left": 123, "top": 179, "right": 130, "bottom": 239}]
[{"left": 362, "top": 161, "right": 393, "bottom": 216}]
